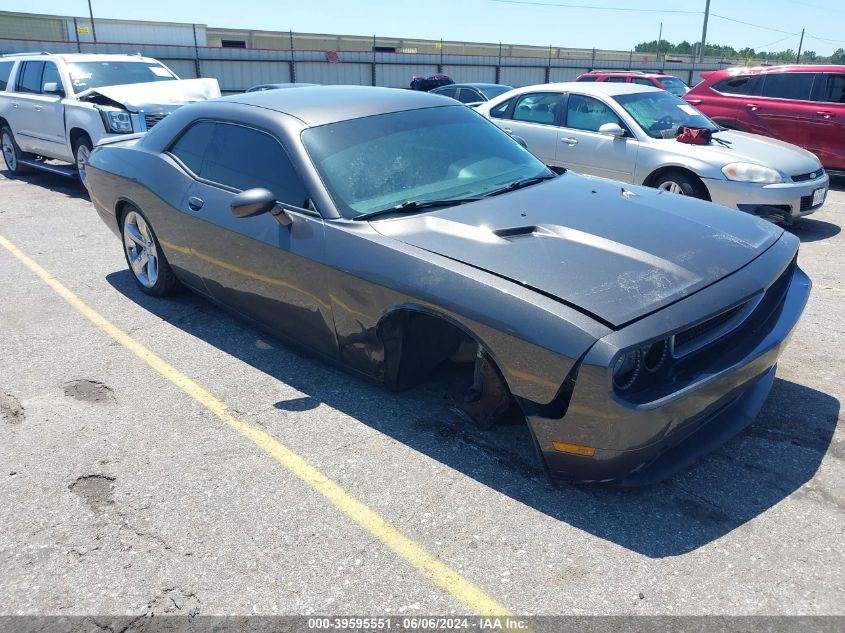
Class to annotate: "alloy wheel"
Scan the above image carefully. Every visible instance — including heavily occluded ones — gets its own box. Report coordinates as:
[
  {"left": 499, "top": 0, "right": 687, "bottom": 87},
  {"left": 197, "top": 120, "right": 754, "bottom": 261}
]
[
  {"left": 658, "top": 181, "right": 685, "bottom": 195},
  {"left": 123, "top": 211, "right": 159, "bottom": 288},
  {"left": 2, "top": 132, "right": 16, "bottom": 171},
  {"left": 76, "top": 144, "right": 91, "bottom": 186}
]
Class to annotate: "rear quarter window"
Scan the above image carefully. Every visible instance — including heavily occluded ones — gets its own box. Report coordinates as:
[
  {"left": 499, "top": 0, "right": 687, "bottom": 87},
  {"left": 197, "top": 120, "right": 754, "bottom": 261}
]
[
  {"left": 577, "top": 76, "right": 598, "bottom": 82},
  {"left": 712, "top": 75, "right": 756, "bottom": 95},
  {"left": 0, "top": 61, "right": 14, "bottom": 91},
  {"left": 489, "top": 97, "right": 514, "bottom": 119}
]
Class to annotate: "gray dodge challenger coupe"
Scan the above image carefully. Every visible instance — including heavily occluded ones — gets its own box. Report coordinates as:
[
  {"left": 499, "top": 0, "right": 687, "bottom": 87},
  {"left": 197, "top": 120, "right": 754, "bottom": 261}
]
[{"left": 86, "top": 86, "right": 811, "bottom": 485}]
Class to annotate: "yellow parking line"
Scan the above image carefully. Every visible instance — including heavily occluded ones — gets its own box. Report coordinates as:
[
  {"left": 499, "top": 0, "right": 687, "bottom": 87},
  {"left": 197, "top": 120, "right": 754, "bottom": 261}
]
[{"left": 0, "top": 233, "right": 511, "bottom": 617}]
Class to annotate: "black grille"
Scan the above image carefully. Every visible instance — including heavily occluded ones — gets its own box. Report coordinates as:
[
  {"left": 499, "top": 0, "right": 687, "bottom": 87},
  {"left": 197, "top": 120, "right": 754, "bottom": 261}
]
[
  {"left": 674, "top": 302, "right": 746, "bottom": 352},
  {"left": 144, "top": 112, "right": 170, "bottom": 130},
  {"left": 800, "top": 193, "right": 824, "bottom": 211},
  {"left": 792, "top": 169, "right": 824, "bottom": 182}
]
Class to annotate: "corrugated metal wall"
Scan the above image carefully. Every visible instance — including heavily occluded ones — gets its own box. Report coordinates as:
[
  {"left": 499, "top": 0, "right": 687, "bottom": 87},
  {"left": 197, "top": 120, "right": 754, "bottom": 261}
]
[
  {"left": 161, "top": 58, "right": 198, "bottom": 79},
  {"left": 376, "top": 64, "right": 438, "bottom": 87},
  {"left": 296, "top": 61, "right": 371, "bottom": 85},
  {"left": 201, "top": 59, "right": 291, "bottom": 90},
  {"left": 441, "top": 65, "right": 497, "bottom": 84},
  {"left": 549, "top": 67, "right": 587, "bottom": 83},
  {"left": 499, "top": 66, "right": 547, "bottom": 87}
]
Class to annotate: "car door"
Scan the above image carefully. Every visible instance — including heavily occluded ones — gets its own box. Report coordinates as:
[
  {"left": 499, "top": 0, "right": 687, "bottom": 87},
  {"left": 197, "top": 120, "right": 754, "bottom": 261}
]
[
  {"left": 169, "top": 120, "right": 338, "bottom": 359},
  {"left": 556, "top": 92, "right": 638, "bottom": 182},
  {"left": 688, "top": 74, "right": 759, "bottom": 129},
  {"left": 494, "top": 91, "right": 564, "bottom": 165},
  {"left": 10, "top": 61, "right": 44, "bottom": 154},
  {"left": 745, "top": 72, "right": 818, "bottom": 152},
  {"left": 812, "top": 72, "right": 845, "bottom": 171},
  {"left": 28, "top": 61, "right": 70, "bottom": 159}
]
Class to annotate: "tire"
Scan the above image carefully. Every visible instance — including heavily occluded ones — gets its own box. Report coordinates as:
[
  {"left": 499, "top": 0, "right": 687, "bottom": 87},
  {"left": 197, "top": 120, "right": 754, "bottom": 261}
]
[
  {"left": 120, "top": 205, "right": 181, "bottom": 297},
  {"left": 72, "top": 135, "right": 93, "bottom": 190},
  {"left": 652, "top": 170, "right": 709, "bottom": 200},
  {"left": 1, "top": 126, "right": 35, "bottom": 175}
]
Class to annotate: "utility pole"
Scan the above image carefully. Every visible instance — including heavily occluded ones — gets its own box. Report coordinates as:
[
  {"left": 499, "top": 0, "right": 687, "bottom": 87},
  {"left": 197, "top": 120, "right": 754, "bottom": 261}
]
[
  {"left": 87, "top": 0, "right": 97, "bottom": 42},
  {"left": 796, "top": 28, "right": 805, "bottom": 62},
  {"left": 656, "top": 22, "right": 662, "bottom": 63},
  {"left": 699, "top": 0, "right": 710, "bottom": 63}
]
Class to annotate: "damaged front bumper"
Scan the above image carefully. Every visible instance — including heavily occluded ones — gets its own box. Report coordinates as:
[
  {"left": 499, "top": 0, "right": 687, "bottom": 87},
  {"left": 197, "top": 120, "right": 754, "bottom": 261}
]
[{"left": 525, "top": 235, "right": 811, "bottom": 485}]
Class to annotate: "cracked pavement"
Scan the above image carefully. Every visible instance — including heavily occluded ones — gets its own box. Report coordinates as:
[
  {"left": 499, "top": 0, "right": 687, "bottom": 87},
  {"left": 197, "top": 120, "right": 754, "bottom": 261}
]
[{"left": 0, "top": 170, "right": 843, "bottom": 616}]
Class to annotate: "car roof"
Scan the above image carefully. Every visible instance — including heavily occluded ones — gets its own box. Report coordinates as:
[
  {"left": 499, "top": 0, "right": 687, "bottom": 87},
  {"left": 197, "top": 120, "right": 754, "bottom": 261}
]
[
  {"left": 437, "top": 83, "right": 510, "bottom": 89},
  {"left": 710, "top": 64, "right": 845, "bottom": 78},
  {"left": 221, "top": 85, "right": 458, "bottom": 127},
  {"left": 0, "top": 52, "right": 160, "bottom": 64},
  {"left": 583, "top": 71, "right": 673, "bottom": 78},
  {"left": 511, "top": 81, "right": 664, "bottom": 96}
]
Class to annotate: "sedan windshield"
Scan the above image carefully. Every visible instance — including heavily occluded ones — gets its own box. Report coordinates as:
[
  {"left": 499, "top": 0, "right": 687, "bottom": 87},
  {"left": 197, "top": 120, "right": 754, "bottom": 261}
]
[
  {"left": 66, "top": 61, "right": 177, "bottom": 93},
  {"left": 659, "top": 77, "right": 689, "bottom": 96},
  {"left": 301, "top": 106, "right": 551, "bottom": 217},
  {"left": 614, "top": 91, "right": 718, "bottom": 139}
]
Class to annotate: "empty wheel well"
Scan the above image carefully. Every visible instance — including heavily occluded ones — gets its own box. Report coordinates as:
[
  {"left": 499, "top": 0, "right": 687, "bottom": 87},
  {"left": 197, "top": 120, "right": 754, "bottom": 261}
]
[
  {"left": 0, "top": 117, "right": 9, "bottom": 131},
  {"left": 378, "top": 308, "right": 516, "bottom": 429},
  {"left": 643, "top": 166, "right": 711, "bottom": 201}
]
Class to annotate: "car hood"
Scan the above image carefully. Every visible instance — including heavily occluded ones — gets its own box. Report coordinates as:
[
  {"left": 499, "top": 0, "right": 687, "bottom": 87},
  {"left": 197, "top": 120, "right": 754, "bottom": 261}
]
[
  {"left": 656, "top": 129, "right": 822, "bottom": 176},
  {"left": 371, "top": 173, "right": 783, "bottom": 327},
  {"left": 76, "top": 78, "right": 221, "bottom": 111}
]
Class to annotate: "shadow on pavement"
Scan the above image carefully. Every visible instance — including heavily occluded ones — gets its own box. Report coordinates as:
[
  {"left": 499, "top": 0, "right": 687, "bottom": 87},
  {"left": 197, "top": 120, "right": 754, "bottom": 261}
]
[
  {"left": 790, "top": 217, "right": 841, "bottom": 243},
  {"left": 106, "top": 269, "right": 839, "bottom": 559},
  {"left": 0, "top": 169, "right": 89, "bottom": 201}
]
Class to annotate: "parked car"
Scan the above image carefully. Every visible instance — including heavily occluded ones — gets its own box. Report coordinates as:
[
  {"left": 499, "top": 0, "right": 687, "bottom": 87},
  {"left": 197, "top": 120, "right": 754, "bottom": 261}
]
[
  {"left": 0, "top": 52, "right": 220, "bottom": 187},
  {"left": 85, "top": 86, "right": 809, "bottom": 485},
  {"left": 477, "top": 82, "right": 829, "bottom": 224},
  {"left": 430, "top": 83, "right": 514, "bottom": 105},
  {"left": 246, "top": 83, "right": 317, "bottom": 92},
  {"left": 410, "top": 74, "right": 453, "bottom": 91},
  {"left": 577, "top": 71, "right": 690, "bottom": 96},
  {"left": 684, "top": 65, "right": 845, "bottom": 174}
]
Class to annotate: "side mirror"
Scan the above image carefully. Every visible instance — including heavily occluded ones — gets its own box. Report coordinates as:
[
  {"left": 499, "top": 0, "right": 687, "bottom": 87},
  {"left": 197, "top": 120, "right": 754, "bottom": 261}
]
[
  {"left": 511, "top": 135, "right": 529, "bottom": 149},
  {"left": 42, "top": 82, "right": 65, "bottom": 96},
  {"left": 598, "top": 123, "right": 626, "bottom": 138},
  {"left": 230, "top": 188, "right": 277, "bottom": 218}
]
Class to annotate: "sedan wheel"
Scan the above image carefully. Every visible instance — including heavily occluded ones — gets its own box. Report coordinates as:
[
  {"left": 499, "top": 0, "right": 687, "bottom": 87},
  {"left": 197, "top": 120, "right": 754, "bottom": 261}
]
[
  {"left": 658, "top": 180, "right": 685, "bottom": 195},
  {"left": 652, "top": 170, "right": 708, "bottom": 200},
  {"left": 120, "top": 207, "right": 180, "bottom": 297}
]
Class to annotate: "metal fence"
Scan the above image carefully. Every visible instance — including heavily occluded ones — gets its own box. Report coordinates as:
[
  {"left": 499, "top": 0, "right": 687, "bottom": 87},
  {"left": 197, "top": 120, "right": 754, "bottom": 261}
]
[{"left": 0, "top": 35, "right": 743, "bottom": 93}]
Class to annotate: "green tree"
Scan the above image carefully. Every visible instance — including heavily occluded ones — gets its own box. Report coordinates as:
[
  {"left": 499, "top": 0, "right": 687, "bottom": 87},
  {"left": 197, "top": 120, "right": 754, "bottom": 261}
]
[{"left": 831, "top": 48, "right": 845, "bottom": 64}]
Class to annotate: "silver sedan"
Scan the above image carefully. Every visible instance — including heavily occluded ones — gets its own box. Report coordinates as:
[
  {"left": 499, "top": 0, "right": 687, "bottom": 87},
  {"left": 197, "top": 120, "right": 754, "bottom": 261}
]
[{"left": 476, "top": 82, "right": 829, "bottom": 223}]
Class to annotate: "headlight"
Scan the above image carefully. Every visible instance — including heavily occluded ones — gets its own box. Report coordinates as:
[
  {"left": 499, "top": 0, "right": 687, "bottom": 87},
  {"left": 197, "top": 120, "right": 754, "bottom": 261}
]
[
  {"left": 721, "top": 162, "right": 782, "bottom": 184},
  {"left": 100, "top": 110, "right": 133, "bottom": 134},
  {"left": 612, "top": 349, "right": 642, "bottom": 391}
]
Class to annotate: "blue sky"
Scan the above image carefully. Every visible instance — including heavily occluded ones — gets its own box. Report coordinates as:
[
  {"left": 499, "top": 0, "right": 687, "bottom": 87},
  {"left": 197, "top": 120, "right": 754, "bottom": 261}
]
[{"left": 4, "top": 0, "right": 844, "bottom": 55}]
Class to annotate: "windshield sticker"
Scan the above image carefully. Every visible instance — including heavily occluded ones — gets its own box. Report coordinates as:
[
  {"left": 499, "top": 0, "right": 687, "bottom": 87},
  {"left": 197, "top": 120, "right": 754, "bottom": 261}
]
[
  {"left": 677, "top": 104, "right": 699, "bottom": 116},
  {"left": 149, "top": 66, "right": 173, "bottom": 77}
]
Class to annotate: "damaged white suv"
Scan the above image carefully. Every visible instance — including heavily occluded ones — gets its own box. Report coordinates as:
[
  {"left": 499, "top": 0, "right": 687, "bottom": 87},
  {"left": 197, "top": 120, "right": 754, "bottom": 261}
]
[{"left": 0, "top": 52, "right": 219, "bottom": 188}]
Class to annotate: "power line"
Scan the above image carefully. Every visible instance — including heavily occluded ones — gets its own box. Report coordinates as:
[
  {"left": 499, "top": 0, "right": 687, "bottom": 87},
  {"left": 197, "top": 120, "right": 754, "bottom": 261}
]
[
  {"left": 750, "top": 33, "right": 799, "bottom": 51},
  {"left": 486, "top": 0, "right": 700, "bottom": 14},
  {"left": 804, "top": 33, "right": 845, "bottom": 46},
  {"left": 709, "top": 13, "right": 799, "bottom": 36}
]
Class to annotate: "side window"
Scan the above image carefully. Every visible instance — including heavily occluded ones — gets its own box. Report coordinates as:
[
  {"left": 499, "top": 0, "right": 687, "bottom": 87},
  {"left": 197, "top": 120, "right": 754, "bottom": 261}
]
[
  {"left": 712, "top": 75, "right": 756, "bottom": 95},
  {"left": 565, "top": 94, "right": 623, "bottom": 132},
  {"left": 578, "top": 76, "right": 597, "bottom": 82},
  {"left": 40, "top": 62, "right": 62, "bottom": 93},
  {"left": 604, "top": 76, "right": 628, "bottom": 83},
  {"left": 457, "top": 88, "right": 482, "bottom": 104},
  {"left": 489, "top": 97, "right": 514, "bottom": 119},
  {"left": 821, "top": 74, "right": 845, "bottom": 103},
  {"left": 204, "top": 123, "right": 308, "bottom": 206},
  {"left": 759, "top": 72, "right": 815, "bottom": 101},
  {"left": 16, "top": 61, "right": 44, "bottom": 94},
  {"left": 435, "top": 86, "right": 457, "bottom": 99},
  {"left": 0, "top": 61, "right": 14, "bottom": 91},
  {"left": 170, "top": 121, "right": 216, "bottom": 175},
  {"left": 512, "top": 92, "right": 564, "bottom": 124},
  {"left": 631, "top": 77, "right": 654, "bottom": 86}
]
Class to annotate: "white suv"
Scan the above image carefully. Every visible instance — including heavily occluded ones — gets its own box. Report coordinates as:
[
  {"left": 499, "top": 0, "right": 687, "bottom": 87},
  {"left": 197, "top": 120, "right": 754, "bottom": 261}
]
[{"left": 0, "top": 52, "right": 219, "bottom": 188}]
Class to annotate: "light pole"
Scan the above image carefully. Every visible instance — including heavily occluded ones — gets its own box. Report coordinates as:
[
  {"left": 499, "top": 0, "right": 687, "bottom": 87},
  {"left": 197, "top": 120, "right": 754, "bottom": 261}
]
[
  {"left": 87, "top": 0, "right": 97, "bottom": 42},
  {"left": 699, "top": 0, "right": 710, "bottom": 62}
]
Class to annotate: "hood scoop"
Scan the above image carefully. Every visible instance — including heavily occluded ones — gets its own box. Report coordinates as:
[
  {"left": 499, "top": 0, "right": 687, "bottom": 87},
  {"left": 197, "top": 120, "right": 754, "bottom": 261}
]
[{"left": 493, "top": 225, "right": 540, "bottom": 239}]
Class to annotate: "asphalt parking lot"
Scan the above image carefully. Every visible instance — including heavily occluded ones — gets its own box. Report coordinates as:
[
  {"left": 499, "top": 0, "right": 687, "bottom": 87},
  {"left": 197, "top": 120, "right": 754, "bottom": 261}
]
[{"left": 0, "top": 170, "right": 843, "bottom": 618}]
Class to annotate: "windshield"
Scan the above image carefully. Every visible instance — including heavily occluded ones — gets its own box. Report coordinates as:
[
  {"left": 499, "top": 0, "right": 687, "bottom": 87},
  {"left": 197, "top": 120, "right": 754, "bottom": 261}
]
[
  {"left": 479, "top": 85, "right": 513, "bottom": 99},
  {"left": 613, "top": 91, "right": 718, "bottom": 139},
  {"left": 301, "top": 106, "right": 551, "bottom": 217},
  {"left": 659, "top": 76, "right": 690, "bottom": 96},
  {"left": 66, "top": 61, "right": 177, "bottom": 93}
]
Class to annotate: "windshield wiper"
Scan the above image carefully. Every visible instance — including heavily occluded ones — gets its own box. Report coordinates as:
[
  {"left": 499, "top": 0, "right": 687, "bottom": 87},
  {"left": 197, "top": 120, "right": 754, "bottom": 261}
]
[
  {"left": 352, "top": 197, "right": 482, "bottom": 221},
  {"left": 482, "top": 174, "right": 557, "bottom": 198}
]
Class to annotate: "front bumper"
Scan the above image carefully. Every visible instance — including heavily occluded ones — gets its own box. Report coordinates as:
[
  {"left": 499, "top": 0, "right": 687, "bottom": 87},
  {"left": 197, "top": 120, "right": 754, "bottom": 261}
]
[
  {"left": 705, "top": 174, "right": 829, "bottom": 223},
  {"left": 526, "top": 235, "right": 811, "bottom": 485}
]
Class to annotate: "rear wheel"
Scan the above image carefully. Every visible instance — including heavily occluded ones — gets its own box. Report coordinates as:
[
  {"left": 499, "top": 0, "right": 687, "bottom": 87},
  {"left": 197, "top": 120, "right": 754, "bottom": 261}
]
[
  {"left": 1, "top": 126, "right": 35, "bottom": 175},
  {"left": 120, "top": 206, "right": 181, "bottom": 297},
  {"left": 652, "top": 170, "right": 708, "bottom": 200},
  {"left": 73, "top": 135, "right": 93, "bottom": 190}
]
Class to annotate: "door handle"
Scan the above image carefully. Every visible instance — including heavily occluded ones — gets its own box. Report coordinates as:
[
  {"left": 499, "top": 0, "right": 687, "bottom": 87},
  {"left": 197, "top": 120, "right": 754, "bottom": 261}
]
[
  {"left": 11, "top": 103, "right": 18, "bottom": 109},
  {"left": 34, "top": 105, "right": 43, "bottom": 112},
  {"left": 686, "top": 98, "right": 702, "bottom": 105},
  {"left": 560, "top": 137, "right": 579, "bottom": 145},
  {"left": 745, "top": 103, "right": 759, "bottom": 111},
  {"left": 816, "top": 111, "right": 833, "bottom": 119},
  {"left": 187, "top": 196, "right": 204, "bottom": 211},
  {"left": 502, "top": 127, "right": 513, "bottom": 133}
]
